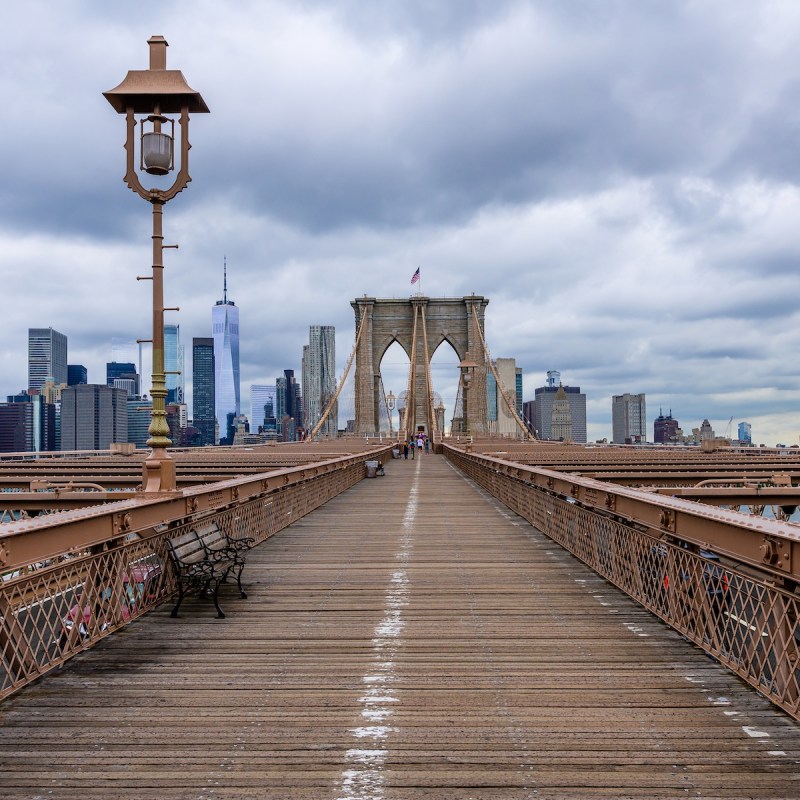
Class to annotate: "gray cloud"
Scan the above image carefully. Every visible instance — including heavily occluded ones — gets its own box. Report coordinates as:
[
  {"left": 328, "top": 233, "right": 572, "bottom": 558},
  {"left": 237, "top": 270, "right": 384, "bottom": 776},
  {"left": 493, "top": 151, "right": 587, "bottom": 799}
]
[{"left": 2, "top": 1, "right": 800, "bottom": 444}]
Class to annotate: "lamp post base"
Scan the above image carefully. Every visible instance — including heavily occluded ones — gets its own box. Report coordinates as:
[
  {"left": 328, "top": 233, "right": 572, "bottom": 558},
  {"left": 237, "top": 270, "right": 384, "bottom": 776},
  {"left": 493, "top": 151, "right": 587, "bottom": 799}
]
[{"left": 142, "top": 448, "right": 177, "bottom": 492}]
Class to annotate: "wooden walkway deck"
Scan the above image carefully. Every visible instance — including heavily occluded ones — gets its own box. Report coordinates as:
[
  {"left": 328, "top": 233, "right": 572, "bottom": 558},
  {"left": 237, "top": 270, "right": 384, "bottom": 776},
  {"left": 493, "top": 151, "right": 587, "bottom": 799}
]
[{"left": 1, "top": 454, "right": 799, "bottom": 798}]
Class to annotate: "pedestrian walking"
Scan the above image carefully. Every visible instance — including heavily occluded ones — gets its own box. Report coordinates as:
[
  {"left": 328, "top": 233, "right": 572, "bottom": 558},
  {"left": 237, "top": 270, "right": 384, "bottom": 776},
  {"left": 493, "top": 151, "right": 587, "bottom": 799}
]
[
  {"left": 409, "top": 439, "right": 415, "bottom": 459},
  {"left": 424, "top": 438, "right": 430, "bottom": 454},
  {"left": 403, "top": 441, "right": 409, "bottom": 459}
]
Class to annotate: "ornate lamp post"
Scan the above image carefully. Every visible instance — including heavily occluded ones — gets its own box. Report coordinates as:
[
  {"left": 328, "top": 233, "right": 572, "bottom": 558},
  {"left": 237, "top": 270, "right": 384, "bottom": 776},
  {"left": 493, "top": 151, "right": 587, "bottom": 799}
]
[
  {"left": 459, "top": 360, "right": 478, "bottom": 439},
  {"left": 435, "top": 399, "right": 445, "bottom": 435},
  {"left": 386, "top": 390, "right": 396, "bottom": 435},
  {"left": 104, "top": 36, "right": 209, "bottom": 492}
]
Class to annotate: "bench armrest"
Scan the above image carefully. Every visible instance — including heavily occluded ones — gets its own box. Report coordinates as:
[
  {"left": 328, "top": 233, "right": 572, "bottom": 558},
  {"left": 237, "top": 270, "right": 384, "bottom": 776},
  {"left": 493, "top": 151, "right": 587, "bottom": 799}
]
[
  {"left": 205, "top": 545, "right": 239, "bottom": 563},
  {"left": 228, "top": 537, "right": 255, "bottom": 552}
]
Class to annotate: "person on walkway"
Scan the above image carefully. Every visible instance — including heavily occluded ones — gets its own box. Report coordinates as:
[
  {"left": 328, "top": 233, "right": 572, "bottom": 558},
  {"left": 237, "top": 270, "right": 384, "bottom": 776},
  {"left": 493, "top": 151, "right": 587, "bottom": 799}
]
[
  {"left": 409, "top": 439, "right": 415, "bottom": 459},
  {"left": 403, "top": 441, "right": 409, "bottom": 459},
  {"left": 424, "top": 437, "right": 430, "bottom": 454}
]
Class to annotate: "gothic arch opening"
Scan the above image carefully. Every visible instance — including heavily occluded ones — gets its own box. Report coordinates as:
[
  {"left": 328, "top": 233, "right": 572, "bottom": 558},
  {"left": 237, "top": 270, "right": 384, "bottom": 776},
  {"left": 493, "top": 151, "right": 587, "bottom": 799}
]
[
  {"left": 378, "top": 340, "right": 411, "bottom": 434},
  {"left": 429, "top": 339, "right": 460, "bottom": 435}
]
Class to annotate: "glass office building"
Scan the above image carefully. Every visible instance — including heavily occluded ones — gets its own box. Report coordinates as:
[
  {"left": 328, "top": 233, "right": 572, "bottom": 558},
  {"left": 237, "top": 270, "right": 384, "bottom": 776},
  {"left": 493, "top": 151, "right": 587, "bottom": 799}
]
[
  {"left": 192, "top": 337, "right": 215, "bottom": 446},
  {"left": 28, "top": 328, "right": 67, "bottom": 391}
]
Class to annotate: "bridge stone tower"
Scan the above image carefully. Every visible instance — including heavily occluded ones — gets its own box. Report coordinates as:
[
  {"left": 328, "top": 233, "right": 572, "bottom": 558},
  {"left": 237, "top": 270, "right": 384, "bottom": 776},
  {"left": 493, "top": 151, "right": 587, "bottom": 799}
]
[{"left": 351, "top": 295, "right": 489, "bottom": 436}]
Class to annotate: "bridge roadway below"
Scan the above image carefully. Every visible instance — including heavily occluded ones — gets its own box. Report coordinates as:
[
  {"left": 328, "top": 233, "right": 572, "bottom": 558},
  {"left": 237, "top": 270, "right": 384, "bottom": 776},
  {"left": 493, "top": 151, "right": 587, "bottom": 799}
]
[{"left": 1, "top": 454, "right": 799, "bottom": 798}]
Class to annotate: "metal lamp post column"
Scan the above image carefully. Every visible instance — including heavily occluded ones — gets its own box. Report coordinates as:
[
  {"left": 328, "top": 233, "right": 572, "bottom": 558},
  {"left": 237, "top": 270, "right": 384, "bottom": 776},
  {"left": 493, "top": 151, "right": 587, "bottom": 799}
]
[
  {"left": 144, "top": 199, "right": 173, "bottom": 489},
  {"left": 462, "top": 369, "right": 471, "bottom": 437},
  {"left": 104, "top": 36, "right": 209, "bottom": 492},
  {"left": 386, "top": 390, "right": 396, "bottom": 436},
  {"left": 459, "top": 360, "right": 478, "bottom": 441}
]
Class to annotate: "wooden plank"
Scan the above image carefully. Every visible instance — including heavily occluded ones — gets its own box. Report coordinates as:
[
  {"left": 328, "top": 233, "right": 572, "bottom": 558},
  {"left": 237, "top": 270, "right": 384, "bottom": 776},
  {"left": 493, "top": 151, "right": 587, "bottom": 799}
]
[{"left": 0, "top": 454, "right": 798, "bottom": 798}]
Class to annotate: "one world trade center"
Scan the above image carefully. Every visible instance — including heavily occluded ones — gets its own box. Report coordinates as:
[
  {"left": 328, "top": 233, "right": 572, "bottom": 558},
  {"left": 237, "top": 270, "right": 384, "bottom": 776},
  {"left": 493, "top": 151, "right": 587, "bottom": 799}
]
[{"left": 212, "top": 258, "right": 240, "bottom": 444}]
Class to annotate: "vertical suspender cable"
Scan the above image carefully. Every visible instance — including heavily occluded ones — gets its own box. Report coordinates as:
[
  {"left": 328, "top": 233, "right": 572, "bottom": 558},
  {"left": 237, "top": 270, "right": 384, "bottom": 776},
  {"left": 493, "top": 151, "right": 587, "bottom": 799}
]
[
  {"left": 401, "top": 304, "right": 419, "bottom": 442},
  {"left": 419, "top": 305, "right": 437, "bottom": 438},
  {"left": 309, "top": 310, "right": 368, "bottom": 440},
  {"left": 470, "top": 304, "right": 534, "bottom": 440}
]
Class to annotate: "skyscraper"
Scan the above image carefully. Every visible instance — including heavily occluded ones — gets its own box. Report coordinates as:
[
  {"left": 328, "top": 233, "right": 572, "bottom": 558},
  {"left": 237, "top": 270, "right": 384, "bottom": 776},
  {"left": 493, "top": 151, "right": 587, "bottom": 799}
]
[
  {"left": 292, "top": 375, "right": 303, "bottom": 432},
  {"left": 0, "top": 396, "right": 56, "bottom": 453},
  {"left": 60, "top": 385, "right": 127, "bottom": 450},
  {"left": 738, "top": 421, "right": 752, "bottom": 445},
  {"left": 522, "top": 399, "right": 536, "bottom": 434},
  {"left": 67, "top": 365, "right": 87, "bottom": 386},
  {"left": 106, "top": 362, "right": 140, "bottom": 396},
  {"left": 164, "top": 324, "right": 185, "bottom": 404},
  {"left": 275, "top": 375, "right": 291, "bottom": 442},
  {"left": 551, "top": 384, "right": 573, "bottom": 441},
  {"left": 276, "top": 370, "right": 301, "bottom": 441},
  {"left": 127, "top": 397, "right": 153, "bottom": 448},
  {"left": 251, "top": 384, "right": 277, "bottom": 434},
  {"left": 487, "top": 358, "right": 520, "bottom": 435},
  {"left": 654, "top": 409, "right": 679, "bottom": 443},
  {"left": 612, "top": 393, "right": 647, "bottom": 444},
  {"left": 192, "top": 337, "right": 215, "bottom": 446},
  {"left": 301, "top": 345, "right": 310, "bottom": 424},
  {"left": 533, "top": 373, "right": 587, "bottom": 442},
  {"left": 304, "top": 325, "right": 337, "bottom": 438},
  {"left": 0, "top": 404, "right": 34, "bottom": 452},
  {"left": 28, "top": 328, "right": 68, "bottom": 391},
  {"left": 212, "top": 260, "right": 240, "bottom": 444},
  {"left": 486, "top": 370, "right": 498, "bottom": 423}
]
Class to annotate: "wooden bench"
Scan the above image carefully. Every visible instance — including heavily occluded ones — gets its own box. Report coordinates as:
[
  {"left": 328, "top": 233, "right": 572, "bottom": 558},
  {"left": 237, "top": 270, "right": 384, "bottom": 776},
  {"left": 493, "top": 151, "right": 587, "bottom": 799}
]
[{"left": 165, "top": 522, "right": 254, "bottom": 619}]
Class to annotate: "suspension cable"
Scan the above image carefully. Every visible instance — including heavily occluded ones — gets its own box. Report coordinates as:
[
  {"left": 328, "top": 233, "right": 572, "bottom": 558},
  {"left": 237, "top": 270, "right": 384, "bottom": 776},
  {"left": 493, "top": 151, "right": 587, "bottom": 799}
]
[
  {"left": 419, "top": 304, "right": 438, "bottom": 438},
  {"left": 470, "top": 304, "right": 534, "bottom": 440},
  {"left": 309, "top": 310, "right": 368, "bottom": 440},
  {"left": 451, "top": 371, "right": 465, "bottom": 435},
  {"left": 378, "top": 375, "right": 394, "bottom": 436},
  {"left": 401, "top": 304, "right": 419, "bottom": 442}
]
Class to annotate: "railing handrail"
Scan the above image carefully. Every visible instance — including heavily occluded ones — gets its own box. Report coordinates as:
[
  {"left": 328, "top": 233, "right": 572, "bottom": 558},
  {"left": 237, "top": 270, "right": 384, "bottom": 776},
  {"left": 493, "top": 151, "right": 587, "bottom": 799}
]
[
  {"left": 0, "top": 446, "right": 393, "bottom": 573},
  {"left": 444, "top": 443, "right": 800, "bottom": 583},
  {"left": 444, "top": 443, "right": 800, "bottom": 719},
  {"left": 0, "top": 444, "right": 392, "bottom": 702}
]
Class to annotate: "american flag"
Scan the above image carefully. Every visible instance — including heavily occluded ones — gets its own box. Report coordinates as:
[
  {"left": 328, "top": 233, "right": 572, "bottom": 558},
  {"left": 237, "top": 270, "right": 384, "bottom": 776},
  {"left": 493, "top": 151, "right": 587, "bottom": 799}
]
[{"left": 411, "top": 267, "right": 420, "bottom": 285}]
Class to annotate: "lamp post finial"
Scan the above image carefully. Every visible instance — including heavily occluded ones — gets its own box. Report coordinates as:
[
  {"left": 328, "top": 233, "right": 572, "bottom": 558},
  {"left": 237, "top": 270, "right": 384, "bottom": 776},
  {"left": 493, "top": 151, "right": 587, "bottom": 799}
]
[{"left": 148, "top": 36, "right": 169, "bottom": 70}]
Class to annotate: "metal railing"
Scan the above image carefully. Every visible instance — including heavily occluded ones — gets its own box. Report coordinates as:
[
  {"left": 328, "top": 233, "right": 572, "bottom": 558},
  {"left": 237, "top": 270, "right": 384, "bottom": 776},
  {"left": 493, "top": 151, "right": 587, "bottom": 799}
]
[
  {"left": 446, "top": 445, "right": 800, "bottom": 719},
  {"left": 0, "top": 446, "right": 391, "bottom": 701}
]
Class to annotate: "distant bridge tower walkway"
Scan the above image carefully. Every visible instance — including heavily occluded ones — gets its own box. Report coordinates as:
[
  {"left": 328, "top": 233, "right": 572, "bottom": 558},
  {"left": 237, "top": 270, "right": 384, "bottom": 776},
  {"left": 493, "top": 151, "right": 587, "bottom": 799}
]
[{"left": 1, "top": 455, "right": 798, "bottom": 797}]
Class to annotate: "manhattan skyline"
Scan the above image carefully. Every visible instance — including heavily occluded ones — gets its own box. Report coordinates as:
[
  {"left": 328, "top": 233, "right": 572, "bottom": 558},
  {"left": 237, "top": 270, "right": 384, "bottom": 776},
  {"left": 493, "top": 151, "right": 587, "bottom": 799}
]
[{"left": 2, "top": 3, "right": 800, "bottom": 444}]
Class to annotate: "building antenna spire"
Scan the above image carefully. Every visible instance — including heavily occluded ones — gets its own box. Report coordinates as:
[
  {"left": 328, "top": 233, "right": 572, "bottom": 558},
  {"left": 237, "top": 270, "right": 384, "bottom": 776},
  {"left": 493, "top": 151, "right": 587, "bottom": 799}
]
[{"left": 223, "top": 255, "right": 228, "bottom": 303}]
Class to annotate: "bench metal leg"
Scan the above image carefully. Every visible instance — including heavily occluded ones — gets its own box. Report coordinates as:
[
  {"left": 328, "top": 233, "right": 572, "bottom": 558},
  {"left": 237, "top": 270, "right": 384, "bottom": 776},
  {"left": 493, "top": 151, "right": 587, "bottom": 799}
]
[
  {"left": 235, "top": 564, "right": 247, "bottom": 599},
  {"left": 170, "top": 583, "right": 186, "bottom": 618},
  {"left": 210, "top": 580, "right": 226, "bottom": 619}
]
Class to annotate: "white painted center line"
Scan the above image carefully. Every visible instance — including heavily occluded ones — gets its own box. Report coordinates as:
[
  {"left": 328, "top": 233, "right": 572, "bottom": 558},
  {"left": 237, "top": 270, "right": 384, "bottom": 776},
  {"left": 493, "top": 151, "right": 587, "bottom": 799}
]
[{"left": 336, "top": 465, "right": 418, "bottom": 800}]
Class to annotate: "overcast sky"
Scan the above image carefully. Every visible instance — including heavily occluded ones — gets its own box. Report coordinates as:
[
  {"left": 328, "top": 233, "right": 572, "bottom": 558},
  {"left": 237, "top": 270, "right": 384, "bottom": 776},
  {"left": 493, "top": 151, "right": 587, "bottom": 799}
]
[{"left": 3, "top": 1, "right": 800, "bottom": 444}]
